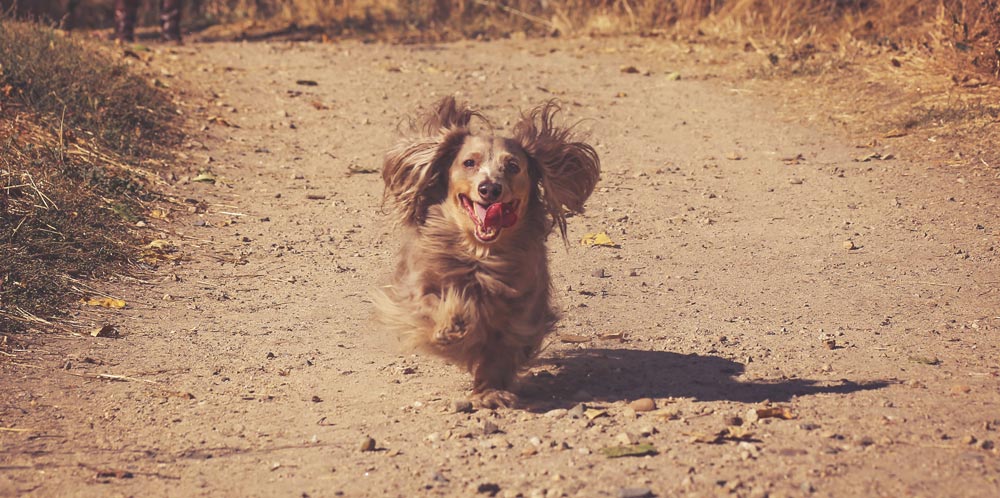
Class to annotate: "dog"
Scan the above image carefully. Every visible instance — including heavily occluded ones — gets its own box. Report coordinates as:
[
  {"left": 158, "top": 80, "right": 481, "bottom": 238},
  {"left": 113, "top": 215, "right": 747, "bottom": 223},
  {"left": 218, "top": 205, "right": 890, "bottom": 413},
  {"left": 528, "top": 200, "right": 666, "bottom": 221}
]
[{"left": 376, "top": 97, "right": 600, "bottom": 408}]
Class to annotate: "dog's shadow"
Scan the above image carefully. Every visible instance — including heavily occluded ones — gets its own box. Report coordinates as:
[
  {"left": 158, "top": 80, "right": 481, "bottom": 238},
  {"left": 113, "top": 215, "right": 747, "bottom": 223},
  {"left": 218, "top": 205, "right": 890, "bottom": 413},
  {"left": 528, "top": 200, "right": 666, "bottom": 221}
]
[{"left": 520, "top": 348, "right": 891, "bottom": 410}]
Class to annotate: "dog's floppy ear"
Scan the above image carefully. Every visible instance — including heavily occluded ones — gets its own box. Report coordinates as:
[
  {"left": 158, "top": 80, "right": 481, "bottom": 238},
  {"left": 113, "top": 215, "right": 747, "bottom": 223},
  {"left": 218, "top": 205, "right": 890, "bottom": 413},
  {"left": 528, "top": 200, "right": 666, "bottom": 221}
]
[
  {"left": 513, "top": 100, "right": 601, "bottom": 241},
  {"left": 382, "top": 97, "right": 481, "bottom": 226}
]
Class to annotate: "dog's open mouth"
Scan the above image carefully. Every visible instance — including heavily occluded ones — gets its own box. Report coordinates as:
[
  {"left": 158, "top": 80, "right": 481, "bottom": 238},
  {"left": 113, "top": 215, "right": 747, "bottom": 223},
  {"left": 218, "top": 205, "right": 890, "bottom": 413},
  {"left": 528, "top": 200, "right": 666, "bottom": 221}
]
[{"left": 459, "top": 195, "right": 518, "bottom": 242}]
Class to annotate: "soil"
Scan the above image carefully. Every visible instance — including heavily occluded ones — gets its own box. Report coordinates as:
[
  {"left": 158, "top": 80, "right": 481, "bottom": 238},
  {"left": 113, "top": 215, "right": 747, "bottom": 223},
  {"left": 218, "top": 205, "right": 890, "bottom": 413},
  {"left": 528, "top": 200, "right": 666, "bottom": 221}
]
[{"left": 3, "top": 35, "right": 999, "bottom": 498}]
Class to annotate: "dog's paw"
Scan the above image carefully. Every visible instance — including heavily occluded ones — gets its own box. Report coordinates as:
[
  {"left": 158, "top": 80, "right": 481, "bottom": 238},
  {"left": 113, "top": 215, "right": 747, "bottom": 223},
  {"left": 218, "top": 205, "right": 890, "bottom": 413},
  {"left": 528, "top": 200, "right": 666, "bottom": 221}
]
[
  {"left": 471, "top": 389, "right": 519, "bottom": 409},
  {"left": 432, "top": 317, "right": 467, "bottom": 345}
]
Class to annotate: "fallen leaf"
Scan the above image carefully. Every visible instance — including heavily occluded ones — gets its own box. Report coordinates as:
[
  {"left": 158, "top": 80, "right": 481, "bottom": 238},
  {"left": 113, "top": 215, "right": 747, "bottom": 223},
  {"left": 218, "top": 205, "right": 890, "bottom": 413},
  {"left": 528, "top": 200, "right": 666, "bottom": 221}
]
[
  {"left": 140, "top": 239, "right": 183, "bottom": 263},
  {"left": 191, "top": 172, "right": 216, "bottom": 183},
  {"left": 755, "top": 406, "right": 795, "bottom": 420},
  {"left": 600, "top": 443, "right": 657, "bottom": 458},
  {"left": 84, "top": 297, "right": 126, "bottom": 309},
  {"left": 149, "top": 208, "right": 170, "bottom": 220},
  {"left": 692, "top": 426, "right": 755, "bottom": 444},
  {"left": 559, "top": 334, "right": 591, "bottom": 344},
  {"left": 581, "top": 232, "right": 619, "bottom": 248},
  {"left": 585, "top": 408, "right": 609, "bottom": 420}
]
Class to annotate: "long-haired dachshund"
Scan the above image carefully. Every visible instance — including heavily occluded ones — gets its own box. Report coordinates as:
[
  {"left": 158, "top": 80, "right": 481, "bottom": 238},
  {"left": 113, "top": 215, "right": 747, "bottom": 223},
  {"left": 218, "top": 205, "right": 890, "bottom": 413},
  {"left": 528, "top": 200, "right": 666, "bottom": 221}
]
[{"left": 377, "top": 97, "right": 600, "bottom": 408}]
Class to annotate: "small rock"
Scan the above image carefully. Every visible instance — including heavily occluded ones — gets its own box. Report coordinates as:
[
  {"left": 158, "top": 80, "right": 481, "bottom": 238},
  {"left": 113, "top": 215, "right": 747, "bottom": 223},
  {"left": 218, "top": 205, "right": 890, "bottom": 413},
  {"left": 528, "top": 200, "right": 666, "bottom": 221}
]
[
  {"left": 980, "top": 440, "right": 995, "bottom": 450},
  {"left": 952, "top": 384, "right": 972, "bottom": 394},
  {"left": 452, "top": 399, "right": 474, "bottom": 413},
  {"left": 724, "top": 416, "right": 744, "bottom": 426},
  {"left": 567, "top": 403, "right": 586, "bottom": 419},
  {"left": 963, "top": 435, "right": 978, "bottom": 445},
  {"left": 628, "top": 398, "right": 655, "bottom": 412},
  {"left": 617, "top": 487, "right": 654, "bottom": 498},
  {"left": 477, "top": 483, "right": 501, "bottom": 496},
  {"left": 359, "top": 436, "right": 376, "bottom": 452},
  {"left": 591, "top": 268, "right": 607, "bottom": 278},
  {"left": 843, "top": 240, "right": 857, "bottom": 250},
  {"left": 615, "top": 432, "right": 635, "bottom": 445},
  {"left": 545, "top": 408, "right": 568, "bottom": 419},
  {"left": 482, "top": 420, "right": 500, "bottom": 435}
]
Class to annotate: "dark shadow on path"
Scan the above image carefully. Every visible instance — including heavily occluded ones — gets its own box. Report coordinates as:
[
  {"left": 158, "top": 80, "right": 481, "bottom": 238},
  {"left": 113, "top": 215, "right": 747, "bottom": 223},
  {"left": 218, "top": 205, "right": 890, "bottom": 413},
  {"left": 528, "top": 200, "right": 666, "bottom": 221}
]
[{"left": 520, "top": 348, "right": 892, "bottom": 411}]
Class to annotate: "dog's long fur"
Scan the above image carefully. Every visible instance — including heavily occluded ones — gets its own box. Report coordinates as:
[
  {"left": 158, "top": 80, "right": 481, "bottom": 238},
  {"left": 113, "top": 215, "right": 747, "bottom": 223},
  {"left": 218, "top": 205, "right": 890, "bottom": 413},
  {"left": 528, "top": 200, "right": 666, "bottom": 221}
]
[{"left": 376, "top": 97, "right": 600, "bottom": 408}]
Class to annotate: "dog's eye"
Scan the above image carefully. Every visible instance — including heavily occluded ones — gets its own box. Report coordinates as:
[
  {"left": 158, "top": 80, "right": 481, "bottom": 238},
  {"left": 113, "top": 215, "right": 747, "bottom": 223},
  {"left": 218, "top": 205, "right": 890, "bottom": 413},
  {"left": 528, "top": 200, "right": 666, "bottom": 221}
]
[
  {"left": 505, "top": 160, "right": 520, "bottom": 174},
  {"left": 462, "top": 159, "right": 476, "bottom": 168}
]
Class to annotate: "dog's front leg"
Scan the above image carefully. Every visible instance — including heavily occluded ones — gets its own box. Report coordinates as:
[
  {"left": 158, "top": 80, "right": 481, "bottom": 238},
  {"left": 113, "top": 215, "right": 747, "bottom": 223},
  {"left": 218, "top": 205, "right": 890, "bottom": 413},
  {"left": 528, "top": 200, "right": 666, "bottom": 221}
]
[
  {"left": 470, "top": 342, "right": 519, "bottom": 408},
  {"left": 425, "top": 289, "right": 469, "bottom": 346}
]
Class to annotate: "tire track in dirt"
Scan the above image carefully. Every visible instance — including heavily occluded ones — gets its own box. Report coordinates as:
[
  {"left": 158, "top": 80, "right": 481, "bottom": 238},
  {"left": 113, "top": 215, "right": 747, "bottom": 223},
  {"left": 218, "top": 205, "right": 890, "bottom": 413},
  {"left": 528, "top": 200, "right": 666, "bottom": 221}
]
[{"left": 2, "top": 37, "right": 998, "bottom": 497}]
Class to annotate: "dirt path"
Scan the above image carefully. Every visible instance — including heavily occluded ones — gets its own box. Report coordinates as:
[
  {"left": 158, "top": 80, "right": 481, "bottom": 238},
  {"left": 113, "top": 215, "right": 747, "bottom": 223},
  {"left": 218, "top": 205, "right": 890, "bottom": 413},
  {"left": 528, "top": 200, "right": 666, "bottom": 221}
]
[{"left": 3, "top": 36, "right": 999, "bottom": 497}]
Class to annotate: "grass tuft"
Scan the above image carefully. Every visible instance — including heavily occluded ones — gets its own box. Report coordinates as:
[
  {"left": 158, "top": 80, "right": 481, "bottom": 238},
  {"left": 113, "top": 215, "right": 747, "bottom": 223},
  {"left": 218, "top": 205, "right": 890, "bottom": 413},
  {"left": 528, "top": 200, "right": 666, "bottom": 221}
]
[{"left": 1, "top": 18, "right": 176, "bottom": 335}]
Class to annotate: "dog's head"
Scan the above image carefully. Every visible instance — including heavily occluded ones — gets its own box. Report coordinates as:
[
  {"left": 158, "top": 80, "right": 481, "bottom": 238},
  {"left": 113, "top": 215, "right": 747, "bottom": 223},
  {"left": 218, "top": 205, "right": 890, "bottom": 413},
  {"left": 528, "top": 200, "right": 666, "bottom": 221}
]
[{"left": 383, "top": 97, "right": 600, "bottom": 245}]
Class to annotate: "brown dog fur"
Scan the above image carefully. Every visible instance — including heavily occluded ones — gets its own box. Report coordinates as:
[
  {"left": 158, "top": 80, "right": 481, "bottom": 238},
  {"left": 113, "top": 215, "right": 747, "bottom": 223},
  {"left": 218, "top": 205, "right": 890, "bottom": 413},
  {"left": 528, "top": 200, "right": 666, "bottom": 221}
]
[{"left": 377, "top": 97, "right": 600, "bottom": 408}]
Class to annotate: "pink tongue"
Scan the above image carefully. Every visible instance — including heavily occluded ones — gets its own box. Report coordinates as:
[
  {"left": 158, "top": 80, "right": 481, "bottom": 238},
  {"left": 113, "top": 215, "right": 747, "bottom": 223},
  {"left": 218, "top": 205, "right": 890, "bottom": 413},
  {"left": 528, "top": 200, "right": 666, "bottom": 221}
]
[{"left": 482, "top": 203, "right": 517, "bottom": 230}]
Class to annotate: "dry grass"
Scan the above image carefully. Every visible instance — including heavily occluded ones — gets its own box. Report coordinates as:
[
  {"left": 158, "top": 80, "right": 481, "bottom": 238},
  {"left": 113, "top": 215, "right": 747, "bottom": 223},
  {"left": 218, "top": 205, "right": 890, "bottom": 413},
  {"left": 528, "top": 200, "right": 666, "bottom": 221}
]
[
  {"left": 186, "top": 1, "right": 999, "bottom": 76},
  {"left": 1, "top": 18, "right": 176, "bottom": 335}
]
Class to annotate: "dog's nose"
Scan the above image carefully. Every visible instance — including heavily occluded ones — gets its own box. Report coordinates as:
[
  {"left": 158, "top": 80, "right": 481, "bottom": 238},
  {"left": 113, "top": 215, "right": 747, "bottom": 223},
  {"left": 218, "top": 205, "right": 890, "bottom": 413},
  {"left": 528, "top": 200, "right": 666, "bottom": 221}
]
[{"left": 478, "top": 181, "right": 503, "bottom": 202}]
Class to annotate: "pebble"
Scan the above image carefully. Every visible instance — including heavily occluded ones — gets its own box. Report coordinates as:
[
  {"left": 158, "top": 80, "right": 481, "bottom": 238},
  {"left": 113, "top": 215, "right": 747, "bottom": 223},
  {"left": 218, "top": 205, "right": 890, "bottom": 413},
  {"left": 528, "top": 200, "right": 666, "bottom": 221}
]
[
  {"left": 452, "top": 399, "right": 474, "bottom": 413},
  {"left": 615, "top": 432, "right": 635, "bottom": 445},
  {"left": 482, "top": 420, "right": 500, "bottom": 435},
  {"left": 628, "top": 398, "right": 655, "bottom": 412},
  {"left": 359, "top": 436, "right": 376, "bottom": 452},
  {"left": 567, "top": 403, "right": 586, "bottom": 419},
  {"left": 477, "top": 483, "right": 501, "bottom": 496},
  {"left": 617, "top": 487, "right": 654, "bottom": 498},
  {"left": 843, "top": 240, "right": 857, "bottom": 250},
  {"left": 544, "top": 408, "right": 568, "bottom": 419},
  {"left": 591, "top": 268, "right": 607, "bottom": 278},
  {"left": 724, "top": 416, "right": 744, "bottom": 426}
]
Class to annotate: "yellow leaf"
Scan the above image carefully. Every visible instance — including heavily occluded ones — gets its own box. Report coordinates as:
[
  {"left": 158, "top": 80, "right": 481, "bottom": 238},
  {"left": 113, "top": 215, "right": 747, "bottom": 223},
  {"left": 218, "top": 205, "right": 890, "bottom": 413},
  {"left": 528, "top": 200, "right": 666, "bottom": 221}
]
[
  {"left": 149, "top": 208, "right": 170, "bottom": 220},
  {"left": 581, "top": 232, "right": 619, "bottom": 248},
  {"left": 584, "top": 408, "right": 608, "bottom": 420},
  {"left": 756, "top": 406, "right": 795, "bottom": 420},
  {"left": 84, "top": 297, "right": 126, "bottom": 309}
]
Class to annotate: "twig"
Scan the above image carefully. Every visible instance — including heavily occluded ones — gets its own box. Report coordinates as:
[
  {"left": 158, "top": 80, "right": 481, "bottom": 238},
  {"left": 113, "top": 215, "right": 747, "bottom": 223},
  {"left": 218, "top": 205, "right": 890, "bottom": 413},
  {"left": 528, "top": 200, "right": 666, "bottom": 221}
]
[
  {"left": 63, "top": 275, "right": 125, "bottom": 301},
  {"left": 0, "top": 427, "right": 34, "bottom": 433},
  {"left": 95, "top": 373, "right": 161, "bottom": 384}
]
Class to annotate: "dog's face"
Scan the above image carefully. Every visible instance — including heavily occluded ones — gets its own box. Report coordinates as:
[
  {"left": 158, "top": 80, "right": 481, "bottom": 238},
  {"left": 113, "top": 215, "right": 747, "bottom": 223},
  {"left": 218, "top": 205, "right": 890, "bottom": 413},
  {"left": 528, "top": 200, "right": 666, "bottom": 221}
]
[
  {"left": 444, "top": 136, "right": 533, "bottom": 244},
  {"left": 383, "top": 98, "right": 601, "bottom": 244}
]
